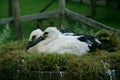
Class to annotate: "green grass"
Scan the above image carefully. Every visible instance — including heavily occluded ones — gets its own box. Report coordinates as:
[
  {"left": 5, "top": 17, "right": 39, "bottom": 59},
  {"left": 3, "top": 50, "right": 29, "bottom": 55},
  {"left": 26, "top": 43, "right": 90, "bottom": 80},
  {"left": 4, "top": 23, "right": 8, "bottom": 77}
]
[
  {"left": 0, "top": 0, "right": 8, "bottom": 18},
  {"left": 0, "top": 0, "right": 120, "bottom": 45},
  {"left": 66, "top": 2, "right": 90, "bottom": 14},
  {"left": 92, "top": 6, "right": 120, "bottom": 29},
  {"left": 19, "top": 0, "right": 58, "bottom": 15}
]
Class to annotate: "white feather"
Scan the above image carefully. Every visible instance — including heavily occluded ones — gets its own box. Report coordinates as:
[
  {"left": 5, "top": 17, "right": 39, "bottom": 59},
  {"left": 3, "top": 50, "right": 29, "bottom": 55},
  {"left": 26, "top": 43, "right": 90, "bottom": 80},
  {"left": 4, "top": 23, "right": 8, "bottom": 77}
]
[
  {"left": 29, "top": 29, "right": 42, "bottom": 41},
  {"left": 28, "top": 27, "right": 90, "bottom": 55}
]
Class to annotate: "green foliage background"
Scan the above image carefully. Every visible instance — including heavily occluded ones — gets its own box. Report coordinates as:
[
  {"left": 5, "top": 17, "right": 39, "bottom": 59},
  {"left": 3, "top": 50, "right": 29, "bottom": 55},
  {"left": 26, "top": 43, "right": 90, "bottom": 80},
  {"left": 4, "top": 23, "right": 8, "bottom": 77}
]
[
  {"left": 0, "top": 0, "right": 120, "bottom": 80},
  {"left": 0, "top": 0, "right": 120, "bottom": 45}
]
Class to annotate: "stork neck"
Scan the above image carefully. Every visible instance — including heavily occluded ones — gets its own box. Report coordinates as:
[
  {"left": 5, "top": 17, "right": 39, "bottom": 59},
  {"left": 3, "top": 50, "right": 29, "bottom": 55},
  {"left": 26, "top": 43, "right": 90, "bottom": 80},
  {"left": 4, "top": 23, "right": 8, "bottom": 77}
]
[{"left": 40, "top": 34, "right": 58, "bottom": 46}]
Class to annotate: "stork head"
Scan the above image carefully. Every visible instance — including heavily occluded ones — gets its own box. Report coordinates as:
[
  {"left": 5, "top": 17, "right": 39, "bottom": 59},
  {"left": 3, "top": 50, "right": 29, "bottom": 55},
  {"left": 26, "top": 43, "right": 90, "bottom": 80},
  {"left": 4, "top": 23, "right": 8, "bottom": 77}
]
[
  {"left": 29, "top": 29, "right": 43, "bottom": 41},
  {"left": 26, "top": 27, "right": 59, "bottom": 51},
  {"left": 43, "top": 27, "right": 59, "bottom": 40},
  {"left": 26, "top": 29, "right": 44, "bottom": 50}
]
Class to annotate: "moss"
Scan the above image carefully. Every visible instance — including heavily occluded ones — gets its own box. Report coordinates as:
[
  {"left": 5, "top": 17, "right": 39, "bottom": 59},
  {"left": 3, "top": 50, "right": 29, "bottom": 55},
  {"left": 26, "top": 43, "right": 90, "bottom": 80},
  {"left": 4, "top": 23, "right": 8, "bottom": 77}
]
[
  {"left": 67, "top": 52, "right": 120, "bottom": 80},
  {"left": 0, "top": 39, "right": 120, "bottom": 80},
  {"left": 96, "top": 29, "right": 119, "bottom": 47}
]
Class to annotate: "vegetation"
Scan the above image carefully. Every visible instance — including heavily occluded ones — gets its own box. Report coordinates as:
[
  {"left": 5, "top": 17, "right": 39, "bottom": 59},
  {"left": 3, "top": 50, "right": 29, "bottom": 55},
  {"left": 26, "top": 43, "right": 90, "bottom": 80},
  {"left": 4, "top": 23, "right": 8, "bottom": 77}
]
[
  {"left": 67, "top": 51, "right": 120, "bottom": 80},
  {"left": 0, "top": 39, "right": 120, "bottom": 80},
  {"left": 0, "top": 0, "right": 120, "bottom": 45},
  {"left": 0, "top": 0, "right": 120, "bottom": 79},
  {"left": 0, "top": 24, "right": 13, "bottom": 44},
  {"left": 0, "top": 30, "right": 120, "bottom": 80}
]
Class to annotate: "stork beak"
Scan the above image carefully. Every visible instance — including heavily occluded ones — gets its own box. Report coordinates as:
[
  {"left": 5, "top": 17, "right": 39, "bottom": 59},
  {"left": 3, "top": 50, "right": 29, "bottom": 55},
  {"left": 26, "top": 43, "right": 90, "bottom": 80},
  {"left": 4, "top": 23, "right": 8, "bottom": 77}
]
[
  {"left": 25, "top": 36, "right": 45, "bottom": 51},
  {"left": 26, "top": 41, "right": 33, "bottom": 51}
]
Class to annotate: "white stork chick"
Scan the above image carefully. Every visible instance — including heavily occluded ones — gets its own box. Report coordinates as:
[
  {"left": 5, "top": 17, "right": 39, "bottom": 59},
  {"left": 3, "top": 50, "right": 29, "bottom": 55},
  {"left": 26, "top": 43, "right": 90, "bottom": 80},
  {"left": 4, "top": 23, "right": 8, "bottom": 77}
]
[
  {"left": 26, "top": 29, "right": 43, "bottom": 53},
  {"left": 26, "top": 27, "right": 75, "bottom": 52},
  {"left": 26, "top": 27, "right": 115, "bottom": 54},
  {"left": 26, "top": 27, "right": 90, "bottom": 55},
  {"left": 26, "top": 28, "right": 71, "bottom": 53}
]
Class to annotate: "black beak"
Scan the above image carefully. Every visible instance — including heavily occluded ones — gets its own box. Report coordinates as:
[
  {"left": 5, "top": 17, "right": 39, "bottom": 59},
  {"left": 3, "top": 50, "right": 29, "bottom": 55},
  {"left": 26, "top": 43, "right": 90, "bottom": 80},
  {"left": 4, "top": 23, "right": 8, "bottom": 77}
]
[
  {"left": 26, "top": 36, "right": 45, "bottom": 51},
  {"left": 26, "top": 41, "right": 33, "bottom": 50}
]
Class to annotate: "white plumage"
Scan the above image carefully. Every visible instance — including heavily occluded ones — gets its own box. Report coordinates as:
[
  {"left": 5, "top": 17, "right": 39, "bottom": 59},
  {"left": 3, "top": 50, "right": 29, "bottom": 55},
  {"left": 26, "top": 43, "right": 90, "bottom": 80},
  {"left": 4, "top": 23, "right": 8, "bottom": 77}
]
[
  {"left": 26, "top": 27, "right": 116, "bottom": 54},
  {"left": 28, "top": 27, "right": 74, "bottom": 41},
  {"left": 27, "top": 27, "right": 90, "bottom": 55},
  {"left": 28, "top": 29, "right": 43, "bottom": 41},
  {"left": 27, "top": 29, "right": 43, "bottom": 53}
]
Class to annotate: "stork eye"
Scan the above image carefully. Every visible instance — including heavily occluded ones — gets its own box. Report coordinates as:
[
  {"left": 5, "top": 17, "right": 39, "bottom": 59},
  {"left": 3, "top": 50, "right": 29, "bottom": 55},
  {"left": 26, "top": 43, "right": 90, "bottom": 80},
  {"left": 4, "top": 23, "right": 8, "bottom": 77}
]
[
  {"left": 32, "top": 35, "right": 36, "bottom": 41},
  {"left": 44, "top": 32, "right": 48, "bottom": 36},
  {"left": 43, "top": 32, "right": 49, "bottom": 39}
]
